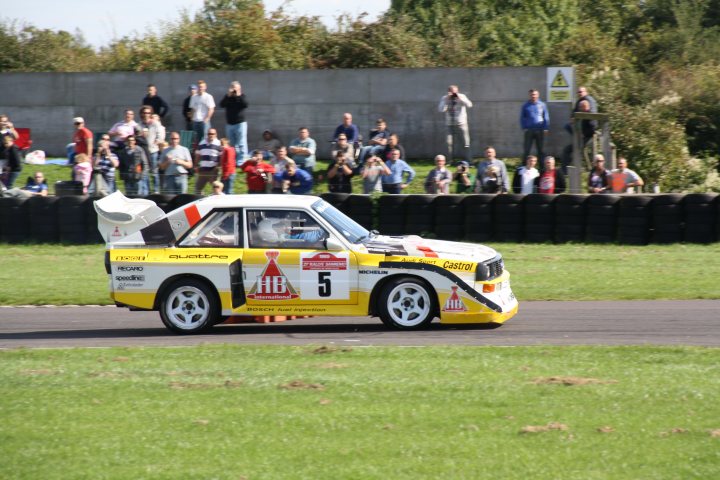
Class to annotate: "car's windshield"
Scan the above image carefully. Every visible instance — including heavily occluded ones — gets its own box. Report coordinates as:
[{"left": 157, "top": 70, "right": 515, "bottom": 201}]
[{"left": 312, "top": 199, "right": 369, "bottom": 243}]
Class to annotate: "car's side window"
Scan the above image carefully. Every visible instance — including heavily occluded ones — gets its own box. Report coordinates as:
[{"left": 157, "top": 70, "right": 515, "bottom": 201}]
[
  {"left": 179, "top": 211, "right": 241, "bottom": 247},
  {"left": 247, "top": 209, "right": 328, "bottom": 250}
]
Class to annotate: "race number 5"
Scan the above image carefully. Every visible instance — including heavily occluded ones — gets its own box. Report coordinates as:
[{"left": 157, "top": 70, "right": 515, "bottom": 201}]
[
  {"left": 318, "top": 272, "right": 331, "bottom": 297},
  {"left": 300, "top": 252, "right": 350, "bottom": 300}
]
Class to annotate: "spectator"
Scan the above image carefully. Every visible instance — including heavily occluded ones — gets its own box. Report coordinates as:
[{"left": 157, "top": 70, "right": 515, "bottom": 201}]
[
  {"left": 520, "top": 89, "right": 550, "bottom": 163},
  {"left": 0, "top": 114, "right": 18, "bottom": 140},
  {"left": 239, "top": 150, "right": 276, "bottom": 194},
  {"left": 357, "top": 118, "right": 389, "bottom": 166},
  {"left": 588, "top": 154, "right": 611, "bottom": 193},
  {"left": 219, "top": 81, "right": 249, "bottom": 162},
  {"left": 452, "top": 161, "right": 473, "bottom": 194},
  {"left": 137, "top": 107, "right": 164, "bottom": 195},
  {"left": 108, "top": 109, "right": 138, "bottom": 150},
  {"left": 219, "top": 137, "right": 237, "bottom": 195},
  {"left": 361, "top": 154, "right": 391, "bottom": 194},
  {"left": 69, "top": 117, "right": 93, "bottom": 166},
  {"left": 270, "top": 146, "right": 291, "bottom": 193},
  {"left": 332, "top": 113, "right": 360, "bottom": 144},
  {"left": 194, "top": 128, "right": 223, "bottom": 195},
  {"left": 92, "top": 135, "right": 119, "bottom": 195},
  {"left": 288, "top": 127, "right": 317, "bottom": 173},
  {"left": 118, "top": 135, "right": 149, "bottom": 196},
  {"left": 327, "top": 151, "right": 355, "bottom": 193},
  {"left": 479, "top": 165, "right": 504, "bottom": 193},
  {"left": 189, "top": 80, "right": 215, "bottom": 146},
  {"left": 331, "top": 134, "right": 355, "bottom": 166},
  {"left": 424, "top": 154, "right": 451, "bottom": 194},
  {"left": 159, "top": 132, "right": 193, "bottom": 194},
  {"left": 381, "top": 148, "right": 415, "bottom": 194},
  {"left": 512, "top": 155, "right": 540, "bottom": 194},
  {"left": 561, "top": 99, "right": 597, "bottom": 175},
  {"left": 438, "top": 84, "right": 473, "bottom": 163},
  {"left": 575, "top": 86, "right": 598, "bottom": 114},
  {"left": 258, "top": 129, "right": 281, "bottom": 162},
  {"left": 73, "top": 153, "right": 93, "bottom": 194},
  {"left": 182, "top": 84, "right": 197, "bottom": 131},
  {"left": 609, "top": 156, "right": 644, "bottom": 193},
  {"left": 535, "top": 156, "right": 566, "bottom": 194},
  {"left": 0, "top": 135, "right": 23, "bottom": 188},
  {"left": 475, "top": 147, "right": 509, "bottom": 194},
  {"left": 381, "top": 133, "right": 405, "bottom": 163},
  {"left": 274, "top": 158, "right": 314, "bottom": 195},
  {"left": 142, "top": 84, "right": 169, "bottom": 119},
  {"left": 2, "top": 171, "right": 47, "bottom": 198},
  {"left": 211, "top": 180, "right": 225, "bottom": 195}
]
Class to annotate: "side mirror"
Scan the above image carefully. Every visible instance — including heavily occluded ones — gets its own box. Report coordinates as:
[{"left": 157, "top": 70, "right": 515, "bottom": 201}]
[{"left": 325, "top": 237, "right": 344, "bottom": 251}]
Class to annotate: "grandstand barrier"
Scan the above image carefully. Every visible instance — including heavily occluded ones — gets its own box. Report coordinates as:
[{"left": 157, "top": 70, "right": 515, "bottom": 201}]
[{"left": 0, "top": 193, "right": 718, "bottom": 245}]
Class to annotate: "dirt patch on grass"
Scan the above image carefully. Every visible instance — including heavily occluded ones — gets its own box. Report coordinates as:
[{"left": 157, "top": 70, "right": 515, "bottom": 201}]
[
  {"left": 169, "top": 380, "right": 243, "bottom": 390},
  {"left": 597, "top": 426, "right": 616, "bottom": 433},
  {"left": 709, "top": 429, "right": 720, "bottom": 438},
  {"left": 311, "top": 345, "right": 352, "bottom": 355},
  {"left": 532, "top": 376, "right": 618, "bottom": 386},
  {"left": 19, "top": 369, "right": 58, "bottom": 376},
  {"left": 520, "top": 422, "right": 569, "bottom": 433},
  {"left": 280, "top": 380, "right": 325, "bottom": 390},
  {"left": 315, "top": 362, "right": 349, "bottom": 369},
  {"left": 660, "top": 428, "right": 689, "bottom": 436}
]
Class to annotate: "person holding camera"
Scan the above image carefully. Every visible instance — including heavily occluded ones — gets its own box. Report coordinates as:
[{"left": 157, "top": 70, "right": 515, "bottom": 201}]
[
  {"left": 92, "top": 135, "right": 119, "bottom": 194},
  {"left": 361, "top": 154, "right": 391, "bottom": 194},
  {"left": 424, "top": 154, "right": 451, "bottom": 194},
  {"left": 327, "top": 151, "right": 355, "bottom": 193},
  {"left": 452, "top": 161, "right": 473, "bottom": 194},
  {"left": 219, "top": 81, "right": 249, "bottom": 162},
  {"left": 159, "top": 132, "right": 193, "bottom": 194},
  {"left": 239, "top": 149, "right": 276, "bottom": 194},
  {"left": 438, "top": 84, "right": 473, "bottom": 164},
  {"left": 273, "top": 158, "right": 313, "bottom": 195},
  {"left": 0, "top": 114, "right": 18, "bottom": 141}
]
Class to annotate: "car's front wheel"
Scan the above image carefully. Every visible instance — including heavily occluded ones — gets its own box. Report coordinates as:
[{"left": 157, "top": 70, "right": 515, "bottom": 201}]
[
  {"left": 378, "top": 277, "right": 436, "bottom": 330},
  {"left": 159, "top": 279, "right": 219, "bottom": 334}
]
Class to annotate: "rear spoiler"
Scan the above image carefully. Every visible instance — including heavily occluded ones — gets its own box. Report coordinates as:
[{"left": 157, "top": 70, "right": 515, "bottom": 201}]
[{"left": 94, "top": 192, "right": 165, "bottom": 244}]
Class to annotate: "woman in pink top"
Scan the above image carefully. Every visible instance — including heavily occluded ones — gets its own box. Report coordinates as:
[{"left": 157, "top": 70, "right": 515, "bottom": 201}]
[{"left": 73, "top": 153, "right": 93, "bottom": 193}]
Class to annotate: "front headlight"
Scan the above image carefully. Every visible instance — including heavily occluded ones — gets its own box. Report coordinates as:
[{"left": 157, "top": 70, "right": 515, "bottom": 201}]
[{"left": 476, "top": 255, "right": 504, "bottom": 282}]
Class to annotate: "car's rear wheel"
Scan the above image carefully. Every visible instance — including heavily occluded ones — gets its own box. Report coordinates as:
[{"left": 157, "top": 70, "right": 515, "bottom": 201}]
[
  {"left": 159, "top": 279, "right": 219, "bottom": 334},
  {"left": 378, "top": 277, "right": 435, "bottom": 330}
]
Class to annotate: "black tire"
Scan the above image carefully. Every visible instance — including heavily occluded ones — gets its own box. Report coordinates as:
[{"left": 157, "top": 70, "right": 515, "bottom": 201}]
[
  {"left": 159, "top": 279, "right": 219, "bottom": 334},
  {"left": 378, "top": 277, "right": 436, "bottom": 330}
]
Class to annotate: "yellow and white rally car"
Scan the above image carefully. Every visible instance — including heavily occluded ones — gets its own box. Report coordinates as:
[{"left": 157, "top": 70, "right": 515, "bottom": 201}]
[{"left": 95, "top": 192, "right": 518, "bottom": 334}]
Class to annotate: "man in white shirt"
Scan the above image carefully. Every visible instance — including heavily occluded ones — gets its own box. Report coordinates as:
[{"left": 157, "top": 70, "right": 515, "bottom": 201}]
[
  {"left": 438, "top": 84, "right": 473, "bottom": 164},
  {"left": 189, "top": 80, "right": 215, "bottom": 149},
  {"left": 512, "top": 155, "right": 540, "bottom": 194}
]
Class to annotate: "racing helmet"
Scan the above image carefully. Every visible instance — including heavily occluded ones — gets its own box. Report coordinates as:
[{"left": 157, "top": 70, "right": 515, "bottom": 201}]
[{"left": 257, "top": 218, "right": 280, "bottom": 243}]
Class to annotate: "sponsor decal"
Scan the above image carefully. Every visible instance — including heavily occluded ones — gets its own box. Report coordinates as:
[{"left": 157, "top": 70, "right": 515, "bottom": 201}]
[
  {"left": 442, "top": 260, "right": 474, "bottom": 271},
  {"left": 247, "top": 251, "right": 299, "bottom": 300},
  {"left": 116, "top": 255, "right": 146, "bottom": 261},
  {"left": 416, "top": 245, "right": 438, "bottom": 258},
  {"left": 359, "top": 270, "right": 389, "bottom": 275},
  {"left": 117, "top": 266, "right": 144, "bottom": 272},
  {"left": 443, "top": 286, "right": 468, "bottom": 312},
  {"left": 168, "top": 254, "right": 229, "bottom": 259},
  {"left": 111, "top": 226, "right": 122, "bottom": 238},
  {"left": 299, "top": 252, "right": 351, "bottom": 300},
  {"left": 115, "top": 275, "right": 145, "bottom": 282},
  {"left": 301, "top": 252, "right": 347, "bottom": 271}
]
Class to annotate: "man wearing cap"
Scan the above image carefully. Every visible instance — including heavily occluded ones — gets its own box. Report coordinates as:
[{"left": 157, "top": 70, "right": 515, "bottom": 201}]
[
  {"left": 69, "top": 117, "right": 93, "bottom": 165},
  {"left": 182, "top": 84, "right": 197, "bottom": 131},
  {"left": 219, "top": 81, "right": 249, "bottom": 162}
]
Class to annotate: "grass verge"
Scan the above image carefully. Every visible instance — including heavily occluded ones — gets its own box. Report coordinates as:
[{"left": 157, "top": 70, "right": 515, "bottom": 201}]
[
  {"left": 1, "top": 345, "right": 719, "bottom": 479},
  {"left": 1, "top": 243, "right": 719, "bottom": 305}
]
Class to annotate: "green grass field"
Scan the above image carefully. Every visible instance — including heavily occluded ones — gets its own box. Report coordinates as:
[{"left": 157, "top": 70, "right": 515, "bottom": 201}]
[{"left": 2, "top": 345, "right": 719, "bottom": 479}]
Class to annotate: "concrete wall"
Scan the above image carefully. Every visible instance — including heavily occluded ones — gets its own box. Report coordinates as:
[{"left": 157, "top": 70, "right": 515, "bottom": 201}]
[{"left": 0, "top": 68, "right": 572, "bottom": 159}]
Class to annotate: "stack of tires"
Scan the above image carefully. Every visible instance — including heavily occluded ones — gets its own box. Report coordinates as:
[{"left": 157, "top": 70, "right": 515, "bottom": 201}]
[
  {"left": 651, "top": 194, "right": 684, "bottom": 244},
  {"left": 167, "top": 193, "right": 204, "bottom": 212},
  {"left": 585, "top": 194, "right": 621, "bottom": 243},
  {"left": 0, "top": 197, "right": 29, "bottom": 243},
  {"left": 554, "top": 194, "right": 586, "bottom": 243},
  {"left": 85, "top": 197, "right": 104, "bottom": 244},
  {"left": 617, "top": 195, "right": 653, "bottom": 245},
  {"left": 27, "top": 196, "right": 60, "bottom": 243},
  {"left": 344, "top": 195, "right": 374, "bottom": 230},
  {"left": 522, "top": 194, "right": 555, "bottom": 243},
  {"left": 403, "top": 195, "right": 435, "bottom": 236},
  {"left": 432, "top": 195, "right": 465, "bottom": 240},
  {"left": 377, "top": 195, "right": 408, "bottom": 235},
  {"left": 463, "top": 195, "right": 495, "bottom": 242},
  {"left": 57, "top": 196, "right": 89, "bottom": 244},
  {"left": 683, "top": 193, "right": 718, "bottom": 243},
  {"left": 493, "top": 194, "right": 524, "bottom": 242}
]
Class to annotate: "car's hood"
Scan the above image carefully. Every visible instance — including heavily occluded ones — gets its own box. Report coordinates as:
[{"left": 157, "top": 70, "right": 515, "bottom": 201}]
[{"left": 362, "top": 235, "right": 499, "bottom": 263}]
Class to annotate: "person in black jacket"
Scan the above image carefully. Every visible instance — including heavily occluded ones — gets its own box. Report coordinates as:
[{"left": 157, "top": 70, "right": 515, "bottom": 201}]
[
  {"left": 142, "top": 84, "right": 169, "bottom": 119},
  {"left": 182, "top": 84, "right": 197, "bottom": 131},
  {"left": 219, "top": 81, "right": 249, "bottom": 162},
  {"left": 0, "top": 135, "right": 23, "bottom": 188}
]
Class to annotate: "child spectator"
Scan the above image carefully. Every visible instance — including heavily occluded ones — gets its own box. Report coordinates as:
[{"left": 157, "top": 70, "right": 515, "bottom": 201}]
[
  {"left": 219, "top": 137, "right": 237, "bottom": 194},
  {"left": 211, "top": 180, "right": 225, "bottom": 195}
]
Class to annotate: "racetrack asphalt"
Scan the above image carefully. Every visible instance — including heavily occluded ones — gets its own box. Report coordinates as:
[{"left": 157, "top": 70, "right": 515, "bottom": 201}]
[{"left": 1, "top": 300, "right": 718, "bottom": 348}]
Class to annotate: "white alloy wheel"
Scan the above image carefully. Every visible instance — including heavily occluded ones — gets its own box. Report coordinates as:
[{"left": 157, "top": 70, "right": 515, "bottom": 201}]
[
  {"left": 379, "top": 279, "right": 435, "bottom": 329},
  {"left": 160, "top": 280, "right": 218, "bottom": 334}
]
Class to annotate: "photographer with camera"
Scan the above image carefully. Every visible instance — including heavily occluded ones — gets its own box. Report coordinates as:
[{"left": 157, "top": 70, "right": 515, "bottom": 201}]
[
  {"left": 452, "top": 161, "right": 473, "bottom": 194},
  {"left": 92, "top": 135, "right": 119, "bottom": 194},
  {"left": 159, "top": 132, "right": 193, "bottom": 194},
  {"left": 424, "top": 154, "right": 452, "bottom": 194},
  {"left": 438, "top": 84, "right": 473, "bottom": 164},
  {"left": 327, "top": 151, "right": 355, "bottom": 193},
  {"left": 219, "top": 81, "right": 249, "bottom": 162},
  {"left": 361, "top": 154, "right": 391, "bottom": 194},
  {"left": 239, "top": 149, "right": 276, "bottom": 194},
  {"left": 0, "top": 114, "right": 18, "bottom": 141}
]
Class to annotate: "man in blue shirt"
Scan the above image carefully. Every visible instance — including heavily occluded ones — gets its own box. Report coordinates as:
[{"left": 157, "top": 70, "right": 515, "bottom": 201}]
[
  {"left": 381, "top": 148, "right": 415, "bottom": 194},
  {"left": 273, "top": 159, "right": 314, "bottom": 194},
  {"left": 332, "top": 113, "right": 360, "bottom": 144},
  {"left": 520, "top": 89, "right": 550, "bottom": 165}
]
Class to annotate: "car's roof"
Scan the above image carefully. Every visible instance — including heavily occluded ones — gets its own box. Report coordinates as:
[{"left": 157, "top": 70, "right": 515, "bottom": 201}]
[{"left": 193, "top": 194, "right": 322, "bottom": 209}]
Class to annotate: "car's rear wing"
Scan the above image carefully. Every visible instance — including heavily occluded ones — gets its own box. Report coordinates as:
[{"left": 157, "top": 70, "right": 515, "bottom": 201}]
[{"left": 94, "top": 192, "right": 165, "bottom": 245}]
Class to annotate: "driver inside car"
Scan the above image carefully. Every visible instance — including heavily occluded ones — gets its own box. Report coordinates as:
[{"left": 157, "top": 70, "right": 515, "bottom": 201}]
[{"left": 257, "top": 217, "right": 326, "bottom": 247}]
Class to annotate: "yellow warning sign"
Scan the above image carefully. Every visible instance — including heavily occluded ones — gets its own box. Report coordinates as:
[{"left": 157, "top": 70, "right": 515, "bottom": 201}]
[{"left": 551, "top": 70, "right": 569, "bottom": 88}]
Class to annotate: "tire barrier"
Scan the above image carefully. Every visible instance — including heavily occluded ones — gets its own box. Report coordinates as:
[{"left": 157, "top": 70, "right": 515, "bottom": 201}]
[
  {"left": 2, "top": 193, "right": 719, "bottom": 245},
  {"left": 682, "top": 194, "right": 718, "bottom": 244},
  {"left": 554, "top": 194, "right": 586, "bottom": 243},
  {"left": 651, "top": 194, "right": 684, "bottom": 244},
  {"left": 146, "top": 194, "right": 176, "bottom": 213},
  {"left": 493, "top": 194, "right": 524, "bottom": 242},
  {"left": 463, "top": 195, "right": 495, "bottom": 242},
  {"left": 523, "top": 194, "right": 555, "bottom": 243},
  {"left": 617, "top": 195, "right": 653, "bottom": 245},
  {"left": 404, "top": 195, "right": 435, "bottom": 236},
  {"left": 433, "top": 194, "right": 465, "bottom": 240},
  {"left": 585, "top": 194, "right": 621, "bottom": 243}
]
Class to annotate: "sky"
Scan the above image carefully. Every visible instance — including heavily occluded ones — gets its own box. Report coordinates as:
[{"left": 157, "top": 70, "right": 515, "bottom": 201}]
[{"left": 4, "top": 0, "right": 392, "bottom": 49}]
